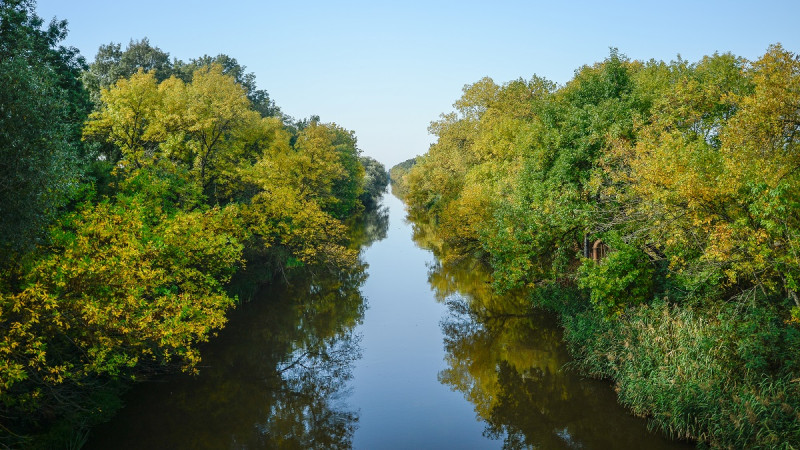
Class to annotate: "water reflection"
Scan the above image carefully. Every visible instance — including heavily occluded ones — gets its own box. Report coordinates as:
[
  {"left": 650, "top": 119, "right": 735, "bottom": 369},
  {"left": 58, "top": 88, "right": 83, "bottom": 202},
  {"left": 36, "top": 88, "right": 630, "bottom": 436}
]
[
  {"left": 348, "top": 205, "right": 389, "bottom": 250},
  {"left": 87, "top": 206, "right": 391, "bottom": 449},
  {"left": 416, "top": 227, "right": 688, "bottom": 449}
]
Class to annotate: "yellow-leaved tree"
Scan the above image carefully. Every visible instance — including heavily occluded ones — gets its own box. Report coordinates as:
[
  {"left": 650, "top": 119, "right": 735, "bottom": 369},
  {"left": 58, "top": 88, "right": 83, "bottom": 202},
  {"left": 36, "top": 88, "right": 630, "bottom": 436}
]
[
  {"left": 0, "top": 196, "right": 243, "bottom": 432},
  {"left": 84, "top": 64, "right": 263, "bottom": 203},
  {"left": 240, "top": 121, "right": 361, "bottom": 271}
]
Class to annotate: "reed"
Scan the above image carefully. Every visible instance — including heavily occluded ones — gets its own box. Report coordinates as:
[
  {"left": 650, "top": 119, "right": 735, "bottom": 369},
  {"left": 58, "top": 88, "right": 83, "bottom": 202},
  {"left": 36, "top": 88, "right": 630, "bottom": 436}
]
[{"left": 558, "top": 300, "right": 800, "bottom": 448}]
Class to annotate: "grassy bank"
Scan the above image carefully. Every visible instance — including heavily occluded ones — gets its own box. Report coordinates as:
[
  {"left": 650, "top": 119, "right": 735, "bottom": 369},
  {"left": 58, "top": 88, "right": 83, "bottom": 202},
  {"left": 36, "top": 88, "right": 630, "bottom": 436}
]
[{"left": 524, "top": 284, "right": 800, "bottom": 448}]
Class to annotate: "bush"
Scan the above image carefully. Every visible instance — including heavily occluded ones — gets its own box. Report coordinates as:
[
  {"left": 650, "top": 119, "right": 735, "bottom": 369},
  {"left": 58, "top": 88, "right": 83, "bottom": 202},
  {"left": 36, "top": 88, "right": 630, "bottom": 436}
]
[{"left": 576, "top": 238, "right": 654, "bottom": 318}]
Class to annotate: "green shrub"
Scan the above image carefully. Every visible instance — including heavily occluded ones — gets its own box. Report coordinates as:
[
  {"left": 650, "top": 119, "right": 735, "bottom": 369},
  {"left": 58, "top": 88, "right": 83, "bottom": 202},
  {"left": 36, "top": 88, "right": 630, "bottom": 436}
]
[{"left": 576, "top": 238, "right": 654, "bottom": 318}]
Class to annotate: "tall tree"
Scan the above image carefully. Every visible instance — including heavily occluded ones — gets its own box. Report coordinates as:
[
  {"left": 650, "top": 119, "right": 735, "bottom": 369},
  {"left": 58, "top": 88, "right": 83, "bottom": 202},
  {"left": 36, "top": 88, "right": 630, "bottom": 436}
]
[
  {"left": 84, "top": 64, "right": 263, "bottom": 203},
  {"left": 83, "top": 40, "right": 281, "bottom": 118},
  {"left": 177, "top": 54, "right": 281, "bottom": 118},
  {"left": 0, "top": 0, "right": 90, "bottom": 261},
  {"left": 82, "top": 38, "right": 173, "bottom": 104}
]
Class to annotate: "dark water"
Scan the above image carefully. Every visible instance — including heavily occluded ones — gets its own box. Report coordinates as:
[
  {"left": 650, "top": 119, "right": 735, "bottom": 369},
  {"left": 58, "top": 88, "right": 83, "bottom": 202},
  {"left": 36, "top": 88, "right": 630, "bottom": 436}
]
[{"left": 87, "top": 193, "right": 690, "bottom": 449}]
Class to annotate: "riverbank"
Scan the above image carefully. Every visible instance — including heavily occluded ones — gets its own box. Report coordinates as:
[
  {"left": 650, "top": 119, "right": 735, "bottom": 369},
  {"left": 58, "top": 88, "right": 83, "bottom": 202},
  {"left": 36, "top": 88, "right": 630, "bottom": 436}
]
[
  {"left": 82, "top": 194, "right": 690, "bottom": 449},
  {"left": 401, "top": 192, "right": 800, "bottom": 448},
  {"left": 392, "top": 45, "right": 800, "bottom": 448}
]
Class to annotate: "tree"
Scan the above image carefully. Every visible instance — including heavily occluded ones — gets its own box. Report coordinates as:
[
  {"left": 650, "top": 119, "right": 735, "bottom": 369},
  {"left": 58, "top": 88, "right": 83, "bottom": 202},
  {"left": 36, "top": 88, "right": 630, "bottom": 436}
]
[
  {"left": 170, "top": 64, "right": 262, "bottom": 199},
  {"left": 359, "top": 156, "right": 389, "bottom": 209},
  {"left": 289, "top": 122, "right": 364, "bottom": 218},
  {"left": 0, "top": 197, "right": 243, "bottom": 441},
  {"left": 485, "top": 51, "right": 644, "bottom": 291},
  {"left": 177, "top": 54, "right": 280, "bottom": 118},
  {"left": 83, "top": 39, "right": 281, "bottom": 118},
  {"left": 240, "top": 121, "right": 361, "bottom": 271},
  {"left": 617, "top": 47, "right": 800, "bottom": 314},
  {"left": 83, "top": 69, "right": 162, "bottom": 167},
  {"left": 84, "top": 64, "right": 264, "bottom": 203},
  {"left": 0, "top": 0, "right": 90, "bottom": 262},
  {"left": 82, "top": 38, "right": 173, "bottom": 105}
]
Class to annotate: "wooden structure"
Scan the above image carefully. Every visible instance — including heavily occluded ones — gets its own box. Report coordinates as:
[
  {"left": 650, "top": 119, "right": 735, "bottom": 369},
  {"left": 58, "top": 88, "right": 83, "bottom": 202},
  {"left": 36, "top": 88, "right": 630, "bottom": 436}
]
[{"left": 592, "top": 239, "right": 608, "bottom": 262}]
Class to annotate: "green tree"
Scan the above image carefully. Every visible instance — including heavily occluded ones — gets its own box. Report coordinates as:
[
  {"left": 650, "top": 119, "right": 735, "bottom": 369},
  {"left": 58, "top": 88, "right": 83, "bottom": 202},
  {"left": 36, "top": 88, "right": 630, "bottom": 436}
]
[
  {"left": 359, "top": 155, "right": 389, "bottom": 209},
  {"left": 0, "top": 0, "right": 90, "bottom": 262},
  {"left": 240, "top": 122, "right": 361, "bottom": 271},
  {"left": 82, "top": 38, "right": 173, "bottom": 105},
  {"left": 289, "top": 122, "right": 364, "bottom": 218},
  {"left": 485, "top": 51, "right": 644, "bottom": 291},
  {"left": 83, "top": 69, "right": 162, "bottom": 167},
  {"left": 0, "top": 196, "right": 242, "bottom": 445},
  {"left": 84, "top": 64, "right": 264, "bottom": 202}
]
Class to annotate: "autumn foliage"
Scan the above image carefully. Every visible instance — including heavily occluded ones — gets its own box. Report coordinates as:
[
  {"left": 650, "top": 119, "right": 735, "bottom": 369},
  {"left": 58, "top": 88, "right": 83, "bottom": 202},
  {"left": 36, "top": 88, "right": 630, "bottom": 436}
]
[
  {"left": 402, "top": 46, "right": 800, "bottom": 447},
  {"left": 0, "top": 4, "right": 386, "bottom": 445}
]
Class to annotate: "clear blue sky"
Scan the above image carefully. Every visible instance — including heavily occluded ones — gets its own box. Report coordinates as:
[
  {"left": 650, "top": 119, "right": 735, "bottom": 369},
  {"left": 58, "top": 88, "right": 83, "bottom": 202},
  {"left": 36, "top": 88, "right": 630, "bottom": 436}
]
[{"left": 35, "top": 0, "right": 800, "bottom": 168}]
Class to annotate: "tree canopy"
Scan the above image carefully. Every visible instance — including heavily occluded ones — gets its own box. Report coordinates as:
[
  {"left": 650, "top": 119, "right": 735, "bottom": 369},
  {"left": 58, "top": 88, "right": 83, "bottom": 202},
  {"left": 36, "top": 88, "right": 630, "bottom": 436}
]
[
  {"left": 0, "top": 7, "right": 387, "bottom": 444},
  {"left": 0, "top": 0, "right": 90, "bottom": 260},
  {"left": 402, "top": 46, "right": 800, "bottom": 448}
]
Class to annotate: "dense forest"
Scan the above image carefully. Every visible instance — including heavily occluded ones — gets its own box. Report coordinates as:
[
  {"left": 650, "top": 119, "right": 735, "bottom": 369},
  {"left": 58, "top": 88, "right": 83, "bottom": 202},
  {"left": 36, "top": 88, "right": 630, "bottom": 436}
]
[
  {"left": 0, "top": 1, "right": 387, "bottom": 446},
  {"left": 396, "top": 47, "right": 800, "bottom": 448}
]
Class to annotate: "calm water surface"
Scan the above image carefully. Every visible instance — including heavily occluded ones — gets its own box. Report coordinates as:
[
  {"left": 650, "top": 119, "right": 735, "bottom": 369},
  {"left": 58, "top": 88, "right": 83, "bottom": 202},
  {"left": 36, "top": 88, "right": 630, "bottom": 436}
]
[{"left": 87, "top": 193, "right": 690, "bottom": 449}]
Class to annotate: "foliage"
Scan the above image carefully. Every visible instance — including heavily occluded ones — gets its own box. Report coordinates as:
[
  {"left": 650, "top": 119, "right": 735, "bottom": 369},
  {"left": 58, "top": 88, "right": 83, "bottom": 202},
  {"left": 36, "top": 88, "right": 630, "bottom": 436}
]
[
  {"left": 0, "top": 0, "right": 90, "bottom": 260},
  {"left": 311, "top": 123, "right": 365, "bottom": 219},
  {"left": 81, "top": 38, "right": 173, "bottom": 104},
  {"left": 84, "top": 65, "right": 263, "bottom": 201},
  {"left": 1, "top": 18, "right": 374, "bottom": 444},
  {"left": 242, "top": 185, "right": 357, "bottom": 271},
  {"left": 388, "top": 156, "right": 417, "bottom": 198},
  {"left": 359, "top": 155, "right": 389, "bottom": 209},
  {"left": 175, "top": 53, "right": 280, "bottom": 118},
  {"left": 85, "top": 66, "right": 368, "bottom": 274},
  {"left": 406, "top": 75, "right": 556, "bottom": 266},
  {"left": 82, "top": 39, "right": 280, "bottom": 118},
  {"left": 237, "top": 120, "right": 365, "bottom": 270},
  {"left": 563, "top": 301, "right": 800, "bottom": 448},
  {"left": 576, "top": 237, "right": 654, "bottom": 318},
  {"left": 405, "top": 46, "right": 800, "bottom": 447},
  {"left": 0, "top": 196, "right": 242, "bottom": 445}
]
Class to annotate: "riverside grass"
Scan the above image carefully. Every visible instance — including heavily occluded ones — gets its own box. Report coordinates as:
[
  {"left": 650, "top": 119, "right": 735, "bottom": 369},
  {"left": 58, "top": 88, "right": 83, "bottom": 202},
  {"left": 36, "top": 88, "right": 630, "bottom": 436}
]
[{"left": 548, "top": 293, "right": 800, "bottom": 449}]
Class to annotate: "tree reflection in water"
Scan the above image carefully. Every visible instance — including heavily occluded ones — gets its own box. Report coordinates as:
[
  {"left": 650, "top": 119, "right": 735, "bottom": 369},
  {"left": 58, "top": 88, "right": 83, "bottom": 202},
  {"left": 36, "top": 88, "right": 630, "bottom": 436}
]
[
  {"left": 418, "top": 226, "right": 687, "bottom": 450},
  {"left": 348, "top": 205, "right": 389, "bottom": 250},
  {"left": 87, "top": 206, "right": 390, "bottom": 450}
]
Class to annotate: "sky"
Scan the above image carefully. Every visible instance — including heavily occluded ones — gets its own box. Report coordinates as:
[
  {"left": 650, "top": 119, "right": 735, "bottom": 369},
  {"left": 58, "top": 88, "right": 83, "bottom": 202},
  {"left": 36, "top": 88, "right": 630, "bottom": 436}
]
[{"left": 35, "top": 0, "right": 800, "bottom": 168}]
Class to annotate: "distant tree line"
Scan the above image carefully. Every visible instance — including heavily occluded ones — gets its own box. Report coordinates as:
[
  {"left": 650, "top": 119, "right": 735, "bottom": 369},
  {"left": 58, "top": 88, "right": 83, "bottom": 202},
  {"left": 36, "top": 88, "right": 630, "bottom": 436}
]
[{"left": 388, "top": 156, "right": 417, "bottom": 198}]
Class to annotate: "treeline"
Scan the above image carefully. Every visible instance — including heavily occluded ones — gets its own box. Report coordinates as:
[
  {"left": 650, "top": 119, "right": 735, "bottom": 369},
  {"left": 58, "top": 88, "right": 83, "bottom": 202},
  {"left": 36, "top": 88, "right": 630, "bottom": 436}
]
[
  {"left": 0, "top": 1, "right": 386, "bottom": 446},
  {"left": 400, "top": 46, "right": 800, "bottom": 448},
  {"left": 388, "top": 156, "right": 417, "bottom": 198}
]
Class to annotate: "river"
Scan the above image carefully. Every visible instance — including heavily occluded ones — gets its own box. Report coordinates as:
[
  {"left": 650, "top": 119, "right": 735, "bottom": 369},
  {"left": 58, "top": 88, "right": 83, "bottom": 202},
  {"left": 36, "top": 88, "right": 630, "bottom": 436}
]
[{"left": 86, "top": 193, "right": 689, "bottom": 449}]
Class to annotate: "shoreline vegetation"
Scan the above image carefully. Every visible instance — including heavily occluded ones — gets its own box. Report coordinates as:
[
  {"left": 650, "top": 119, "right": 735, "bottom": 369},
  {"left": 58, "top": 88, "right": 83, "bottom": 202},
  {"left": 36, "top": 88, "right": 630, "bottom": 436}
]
[
  {"left": 392, "top": 46, "right": 800, "bottom": 448},
  {"left": 0, "top": 1, "right": 387, "bottom": 446}
]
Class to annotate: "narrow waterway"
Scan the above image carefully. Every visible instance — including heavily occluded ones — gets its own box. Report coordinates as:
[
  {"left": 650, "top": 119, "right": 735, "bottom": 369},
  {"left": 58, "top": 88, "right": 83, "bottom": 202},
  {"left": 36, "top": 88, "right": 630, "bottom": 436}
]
[{"left": 87, "top": 193, "right": 689, "bottom": 449}]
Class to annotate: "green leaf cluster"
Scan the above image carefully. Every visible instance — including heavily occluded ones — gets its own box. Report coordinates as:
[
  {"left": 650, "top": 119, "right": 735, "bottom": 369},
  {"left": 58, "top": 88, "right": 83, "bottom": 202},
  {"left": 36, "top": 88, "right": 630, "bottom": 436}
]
[{"left": 576, "top": 237, "right": 653, "bottom": 318}]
